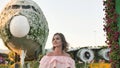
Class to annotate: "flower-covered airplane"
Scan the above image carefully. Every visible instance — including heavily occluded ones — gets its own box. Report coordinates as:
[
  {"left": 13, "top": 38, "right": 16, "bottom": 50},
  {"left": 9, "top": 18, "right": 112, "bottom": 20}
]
[{"left": 0, "top": 0, "right": 49, "bottom": 62}]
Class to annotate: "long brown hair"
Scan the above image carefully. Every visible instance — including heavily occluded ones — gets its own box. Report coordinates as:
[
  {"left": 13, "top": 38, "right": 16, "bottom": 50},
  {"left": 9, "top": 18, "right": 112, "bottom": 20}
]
[{"left": 52, "top": 33, "right": 69, "bottom": 52}]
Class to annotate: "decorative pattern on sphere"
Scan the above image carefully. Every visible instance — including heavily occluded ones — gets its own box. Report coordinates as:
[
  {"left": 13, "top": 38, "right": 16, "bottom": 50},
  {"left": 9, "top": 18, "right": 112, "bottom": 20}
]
[{"left": 0, "top": 0, "right": 49, "bottom": 60}]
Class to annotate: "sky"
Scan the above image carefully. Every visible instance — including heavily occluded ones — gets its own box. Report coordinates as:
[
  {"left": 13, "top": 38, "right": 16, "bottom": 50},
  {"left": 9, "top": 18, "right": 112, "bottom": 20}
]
[{"left": 0, "top": 0, "right": 106, "bottom": 50}]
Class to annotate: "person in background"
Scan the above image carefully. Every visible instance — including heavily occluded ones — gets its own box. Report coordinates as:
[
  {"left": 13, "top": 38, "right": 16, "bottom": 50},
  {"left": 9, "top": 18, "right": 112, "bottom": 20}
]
[{"left": 39, "top": 33, "right": 75, "bottom": 68}]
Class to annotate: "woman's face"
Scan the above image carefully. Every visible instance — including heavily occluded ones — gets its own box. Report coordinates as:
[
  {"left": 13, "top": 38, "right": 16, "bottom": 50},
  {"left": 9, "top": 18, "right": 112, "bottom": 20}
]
[{"left": 52, "top": 35, "right": 62, "bottom": 47}]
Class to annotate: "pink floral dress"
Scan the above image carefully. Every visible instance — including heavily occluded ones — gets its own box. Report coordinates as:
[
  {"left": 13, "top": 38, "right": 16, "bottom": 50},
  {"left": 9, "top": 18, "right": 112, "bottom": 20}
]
[{"left": 39, "top": 56, "right": 75, "bottom": 68}]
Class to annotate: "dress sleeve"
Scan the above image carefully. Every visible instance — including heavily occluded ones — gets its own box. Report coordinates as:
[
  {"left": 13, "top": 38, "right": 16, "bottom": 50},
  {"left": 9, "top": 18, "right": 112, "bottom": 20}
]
[
  {"left": 39, "top": 56, "right": 51, "bottom": 68},
  {"left": 66, "top": 57, "right": 76, "bottom": 68},
  {"left": 71, "top": 60, "right": 76, "bottom": 68}
]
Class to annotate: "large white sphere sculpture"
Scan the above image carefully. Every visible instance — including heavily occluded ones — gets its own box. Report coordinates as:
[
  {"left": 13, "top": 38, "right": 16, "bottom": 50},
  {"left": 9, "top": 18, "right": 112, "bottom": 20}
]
[{"left": 10, "top": 15, "right": 30, "bottom": 37}]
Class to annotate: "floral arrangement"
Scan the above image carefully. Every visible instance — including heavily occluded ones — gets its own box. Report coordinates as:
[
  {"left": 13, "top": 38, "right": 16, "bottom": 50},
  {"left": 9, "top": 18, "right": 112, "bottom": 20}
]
[
  {"left": 103, "top": 0, "right": 120, "bottom": 68},
  {"left": 0, "top": 8, "right": 49, "bottom": 45}
]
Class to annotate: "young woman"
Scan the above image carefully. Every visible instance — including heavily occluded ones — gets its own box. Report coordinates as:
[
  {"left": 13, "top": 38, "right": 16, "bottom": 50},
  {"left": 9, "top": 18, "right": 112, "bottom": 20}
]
[{"left": 39, "top": 33, "right": 75, "bottom": 68}]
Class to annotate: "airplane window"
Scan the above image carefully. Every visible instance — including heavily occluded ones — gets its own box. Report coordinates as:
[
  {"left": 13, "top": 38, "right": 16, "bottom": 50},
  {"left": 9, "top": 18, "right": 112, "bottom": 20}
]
[
  {"left": 31, "top": 6, "right": 37, "bottom": 12},
  {"left": 12, "top": 5, "right": 20, "bottom": 9},
  {"left": 7, "top": 6, "right": 11, "bottom": 10},
  {"left": 22, "top": 5, "right": 30, "bottom": 9}
]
